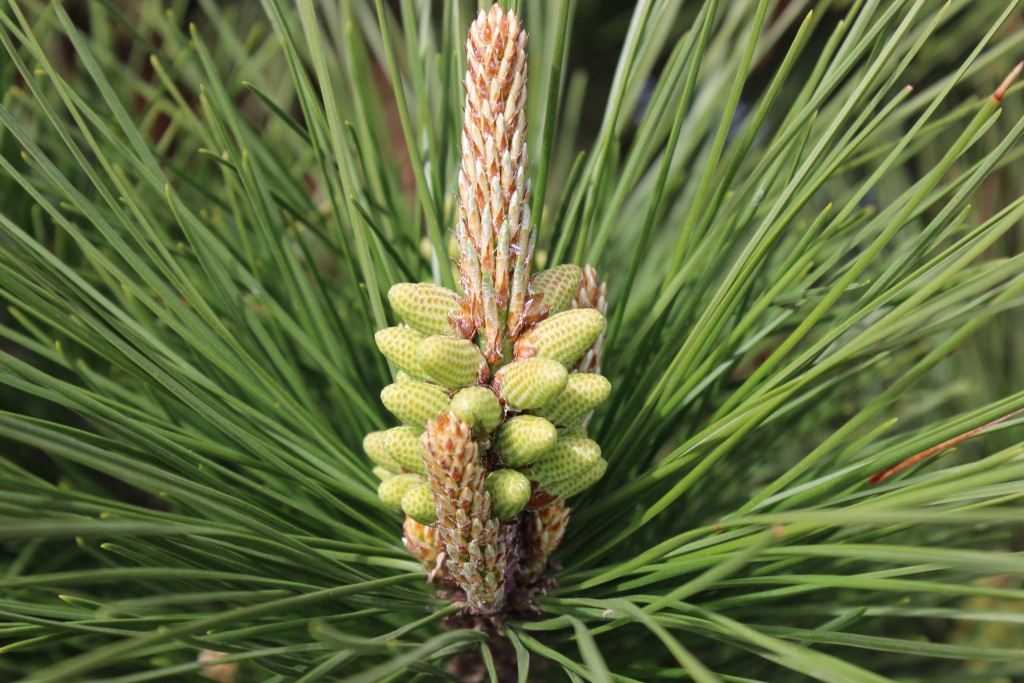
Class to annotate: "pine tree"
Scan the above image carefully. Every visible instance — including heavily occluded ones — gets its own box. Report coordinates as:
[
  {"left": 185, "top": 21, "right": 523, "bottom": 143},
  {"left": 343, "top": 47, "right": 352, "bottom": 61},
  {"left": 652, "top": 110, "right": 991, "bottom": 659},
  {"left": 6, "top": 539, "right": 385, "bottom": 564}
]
[{"left": 0, "top": 1, "right": 1022, "bottom": 681}]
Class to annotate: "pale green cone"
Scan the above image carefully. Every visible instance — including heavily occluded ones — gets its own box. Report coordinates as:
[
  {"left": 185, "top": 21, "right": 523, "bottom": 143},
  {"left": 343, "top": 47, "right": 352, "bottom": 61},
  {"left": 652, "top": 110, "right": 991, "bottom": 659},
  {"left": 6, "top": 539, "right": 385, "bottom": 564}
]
[
  {"left": 377, "top": 473, "right": 424, "bottom": 510},
  {"left": 380, "top": 382, "right": 450, "bottom": 428},
  {"left": 417, "top": 335, "right": 486, "bottom": 388},
  {"left": 559, "top": 426, "right": 588, "bottom": 439},
  {"left": 494, "top": 358, "right": 568, "bottom": 410},
  {"left": 382, "top": 426, "right": 427, "bottom": 475},
  {"left": 401, "top": 482, "right": 438, "bottom": 525},
  {"left": 530, "top": 264, "right": 582, "bottom": 314},
  {"left": 495, "top": 415, "right": 557, "bottom": 467},
  {"left": 388, "top": 283, "right": 459, "bottom": 336},
  {"left": 374, "top": 326, "right": 426, "bottom": 378},
  {"left": 515, "top": 308, "right": 606, "bottom": 367},
  {"left": 450, "top": 386, "right": 503, "bottom": 433},
  {"left": 485, "top": 469, "right": 532, "bottom": 519},
  {"left": 363, "top": 431, "right": 401, "bottom": 471},
  {"left": 535, "top": 373, "right": 611, "bottom": 427},
  {"left": 546, "top": 457, "right": 607, "bottom": 499},
  {"left": 373, "top": 466, "right": 395, "bottom": 480},
  {"left": 394, "top": 371, "right": 418, "bottom": 383},
  {"left": 525, "top": 435, "right": 602, "bottom": 491}
]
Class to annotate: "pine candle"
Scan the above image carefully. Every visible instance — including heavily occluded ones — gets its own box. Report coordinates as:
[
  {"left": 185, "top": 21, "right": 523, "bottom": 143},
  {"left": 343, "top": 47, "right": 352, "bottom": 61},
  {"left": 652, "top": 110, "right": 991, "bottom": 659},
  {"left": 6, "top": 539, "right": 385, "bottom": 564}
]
[{"left": 364, "top": 4, "right": 610, "bottom": 617}]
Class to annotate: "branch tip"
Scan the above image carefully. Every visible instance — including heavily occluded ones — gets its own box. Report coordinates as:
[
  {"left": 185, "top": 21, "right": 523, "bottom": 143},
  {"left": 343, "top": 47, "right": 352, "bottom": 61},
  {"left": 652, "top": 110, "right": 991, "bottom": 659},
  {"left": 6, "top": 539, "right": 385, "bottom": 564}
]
[
  {"left": 993, "top": 61, "right": 1023, "bottom": 102},
  {"left": 870, "top": 406, "right": 1024, "bottom": 485}
]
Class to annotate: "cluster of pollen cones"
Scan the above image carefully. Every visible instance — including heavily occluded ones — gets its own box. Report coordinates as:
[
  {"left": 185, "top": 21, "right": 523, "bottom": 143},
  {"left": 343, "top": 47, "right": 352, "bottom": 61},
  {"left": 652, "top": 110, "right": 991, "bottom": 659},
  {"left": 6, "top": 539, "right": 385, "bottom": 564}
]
[{"left": 363, "top": 5, "right": 611, "bottom": 617}]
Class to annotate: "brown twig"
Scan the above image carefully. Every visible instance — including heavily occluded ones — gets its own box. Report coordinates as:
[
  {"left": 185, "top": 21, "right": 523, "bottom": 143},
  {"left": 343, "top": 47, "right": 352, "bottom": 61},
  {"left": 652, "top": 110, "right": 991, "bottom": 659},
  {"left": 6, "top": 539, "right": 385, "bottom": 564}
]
[{"left": 869, "top": 406, "right": 1024, "bottom": 485}]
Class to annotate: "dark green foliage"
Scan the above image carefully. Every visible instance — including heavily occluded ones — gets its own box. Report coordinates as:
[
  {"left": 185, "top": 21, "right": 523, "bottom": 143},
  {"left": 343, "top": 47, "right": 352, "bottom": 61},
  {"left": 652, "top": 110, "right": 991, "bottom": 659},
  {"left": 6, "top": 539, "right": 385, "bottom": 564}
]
[{"left": 0, "top": 0, "right": 1022, "bottom": 680}]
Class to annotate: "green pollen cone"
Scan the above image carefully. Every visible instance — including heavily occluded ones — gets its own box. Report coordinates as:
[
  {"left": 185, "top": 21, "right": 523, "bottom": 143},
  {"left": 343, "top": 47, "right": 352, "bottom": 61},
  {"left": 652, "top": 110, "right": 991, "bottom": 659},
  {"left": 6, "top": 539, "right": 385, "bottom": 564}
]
[
  {"left": 401, "top": 483, "right": 438, "bottom": 524},
  {"left": 559, "top": 426, "right": 588, "bottom": 439},
  {"left": 387, "top": 283, "right": 459, "bottom": 336},
  {"left": 517, "top": 308, "right": 606, "bottom": 367},
  {"left": 450, "top": 386, "right": 503, "bottom": 433},
  {"left": 536, "top": 373, "right": 611, "bottom": 427},
  {"left": 363, "top": 431, "right": 401, "bottom": 471},
  {"left": 382, "top": 426, "right": 427, "bottom": 475},
  {"left": 377, "top": 473, "right": 424, "bottom": 510},
  {"left": 374, "top": 326, "right": 426, "bottom": 378},
  {"left": 485, "top": 469, "right": 532, "bottom": 519},
  {"left": 494, "top": 358, "right": 568, "bottom": 410},
  {"left": 530, "top": 264, "right": 582, "bottom": 314},
  {"left": 418, "top": 335, "right": 485, "bottom": 388},
  {"left": 380, "top": 382, "right": 450, "bottom": 428},
  {"left": 495, "top": 415, "right": 557, "bottom": 466},
  {"left": 526, "top": 434, "right": 602, "bottom": 491},
  {"left": 546, "top": 457, "right": 607, "bottom": 499},
  {"left": 372, "top": 466, "right": 395, "bottom": 480}
]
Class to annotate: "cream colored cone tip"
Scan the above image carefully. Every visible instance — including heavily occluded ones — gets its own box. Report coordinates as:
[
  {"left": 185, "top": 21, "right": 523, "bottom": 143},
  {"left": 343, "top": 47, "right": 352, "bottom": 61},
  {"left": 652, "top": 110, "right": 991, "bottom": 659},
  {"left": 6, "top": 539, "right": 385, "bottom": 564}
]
[
  {"left": 530, "top": 264, "right": 583, "bottom": 315},
  {"left": 526, "top": 435, "right": 601, "bottom": 490},
  {"left": 495, "top": 414, "right": 557, "bottom": 466},
  {"left": 374, "top": 326, "right": 426, "bottom": 378},
  {"left": 536, "top": 373, "right": 611, "bottom": 427},
  {"left": 449, "top": 386, "right": 503, "bottom": 433},
  {"left": 485, "top": 468, "right": 532, "bottom": 519},
  {"left": 417, "top": 335, "right": 485, "bottom": 388},
  {"left": 403, "top": 516, "right": 443, "bottom": 568},
  {"left": 382, "top": 426, "right": 427, "bottom": 475},
  {"left": 380, "top": 382, "right": 450, "bottom": 429},
  {"left": 516, "top": 308, "right": 605, "bottom": 366},
  {"left": 494, "top": 357, "right": 568, "bottom": 410},
  {"left": 387, "top": 283, "right": 459, "bottom": 336},
  {"left": 377, "top": 473, "right": 424, "bottom": 510},
  {"left": 401, "top": 482, "right": 438, "bottom": 525}
]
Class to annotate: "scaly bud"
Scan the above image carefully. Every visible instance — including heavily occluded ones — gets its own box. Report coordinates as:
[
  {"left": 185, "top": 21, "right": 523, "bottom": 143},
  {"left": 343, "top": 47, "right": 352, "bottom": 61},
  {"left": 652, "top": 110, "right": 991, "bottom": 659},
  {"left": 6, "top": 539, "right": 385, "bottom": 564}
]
[
  {"left": 450, "top": 386, "right": 503, "bottom": 433},
  {"left": 403, "top": 516, "right": 447, "bottom": 579},
  {"left": 536, "top": 373, "right": 611, "bottom": 427},
  {"left": 421, "top": 412, "right": 510, "bottom": 613},
  {"left": 417, "top": 335, "right": 487, "bottom": 388},
  {"left": 514, "top": 308, "right": 606, "bottom": 367},
  {"left": 453, "top": 4, "right": 531, "bottom": 363},
  {"left": 388, "top": 283, "right": 459, "bottom": 336},
  {"left": 495, "top": 415, "right": 557, "bottom": 466},
  {"left": 522, "top": 500, "right": 570, "bottom": 584},
  {"left": 494, "top": 358, "right": 568, "bottom": 410},
  {"left": 382, "top": 426, "right": 427, "bottom": 475},
  {"left": 378, "top": 473, "right": 425, "bottom": 510},
  {"left": 485, "top": 468, "right": 532, "bottom": 518},
  {"left": 375, "top": 326, "right": 426, "bottom": 378},
  {"left": 380, "top": 382, "right": 450, "bottom": 428},
  {"left": 530, "top": 264, "right": 583, "bottom": 315}
]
